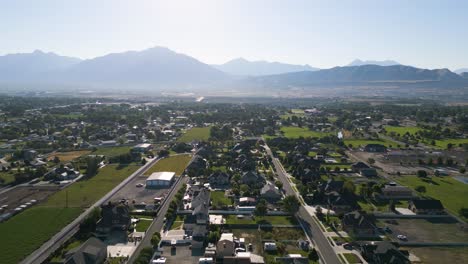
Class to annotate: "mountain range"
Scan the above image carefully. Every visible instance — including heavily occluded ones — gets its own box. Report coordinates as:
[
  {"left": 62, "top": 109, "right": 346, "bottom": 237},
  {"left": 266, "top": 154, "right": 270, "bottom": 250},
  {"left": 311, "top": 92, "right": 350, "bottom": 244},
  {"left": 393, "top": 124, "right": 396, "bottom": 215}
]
[
  {"left": 212, "top": 58, "right": 319, "bottom": 76},
  {"left": 0, "top": 47, "right": 467, "bottom": 96}
]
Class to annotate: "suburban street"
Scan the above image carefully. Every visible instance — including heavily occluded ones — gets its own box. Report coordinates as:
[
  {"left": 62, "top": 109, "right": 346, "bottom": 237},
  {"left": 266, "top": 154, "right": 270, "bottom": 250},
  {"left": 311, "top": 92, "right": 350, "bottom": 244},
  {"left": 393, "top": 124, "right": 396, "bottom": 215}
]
[
  {"left": 263, "top": 143, "right": 342, "bottom": 264},
  {"left": 21, "top": 156, "right": 163, "bottom": 264}
]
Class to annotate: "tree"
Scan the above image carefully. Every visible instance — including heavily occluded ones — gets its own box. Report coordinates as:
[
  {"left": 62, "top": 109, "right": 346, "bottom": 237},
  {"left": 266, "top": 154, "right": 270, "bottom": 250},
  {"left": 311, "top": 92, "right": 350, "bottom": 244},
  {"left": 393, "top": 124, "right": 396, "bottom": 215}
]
[
  {"left": 415, "top": 185, "right": 426, "bottom": 193},
  {"left": 459, "top": 207, "right": 468, "bottom": 218},
  {"left": 282, "top": 195, "right": 300, "bottom": 214},
  {"left": 308, "top": 248, "right": 319, "bottom": 261},
  {"left": 368, "top": 158, "right": 375, "bottom": 165},
  {"left": 417, "top": 170, "right": 427, "bottom": 178},
  {"left": 151, "top": 232, "right": 161, "bottom": 248},
  {"left": 53, "top": 156, "right": 60, "bottom": 164},
  {"left": 343, "top": 181, "right": 356, "bottom": 195},
  {"left": 459, "top": 167, "right": 466, "bottom": 174},
  {"left": 274, "top": 180, "right": 283, "bottom": 189},
  {"left": 158, "top": 149, "right": 169, "bottom": 157},
  {"left": 254, "top": 199, "right": 268, "bottom": 217},
  {"left": 86, "top": 156, "right": 100, "bottom": 177}
]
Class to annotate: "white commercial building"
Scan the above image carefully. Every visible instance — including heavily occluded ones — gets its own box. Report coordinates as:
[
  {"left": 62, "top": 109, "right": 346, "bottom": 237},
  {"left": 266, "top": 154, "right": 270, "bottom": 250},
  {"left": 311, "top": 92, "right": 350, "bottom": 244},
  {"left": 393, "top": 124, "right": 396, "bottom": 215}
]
[{"left": 146, "top": 171, "right": 175, "bottom": 187}]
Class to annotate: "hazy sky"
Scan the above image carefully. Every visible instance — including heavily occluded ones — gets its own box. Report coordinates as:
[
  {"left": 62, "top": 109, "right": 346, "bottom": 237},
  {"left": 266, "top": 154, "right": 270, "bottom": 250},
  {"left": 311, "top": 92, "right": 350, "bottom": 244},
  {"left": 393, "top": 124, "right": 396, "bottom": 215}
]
[{"left": 1, "top": 0, "right": 467, "bottom": 70}]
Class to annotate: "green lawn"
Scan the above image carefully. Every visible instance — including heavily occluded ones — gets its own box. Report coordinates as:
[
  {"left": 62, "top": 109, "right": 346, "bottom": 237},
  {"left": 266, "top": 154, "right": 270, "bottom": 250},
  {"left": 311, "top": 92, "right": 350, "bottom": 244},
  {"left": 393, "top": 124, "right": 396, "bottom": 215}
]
[
  {"left": 384, "top": 126, "right": 423, "bottom": 135},
  {"left": 177, "top": 127, "right": 211, "bottom": 142},
  {"left": 92, "top": 146, "right": 132, "bottom": 157},
  {"left": 211, "top": 191, "right": 233, "bottom": 207},
  {"left": 279, "top": 126, "right": 331, "bottom": 139},
  {"left": 44, "top": 165, "right": 140, "bottom": 208},
  {"left": 0, "top": 207, "right": 82, "bottom": 264},
  {"left": 342, "top": 253, "right": 362, "bottom": 263},
  {"left": 135, "top": 219, "right": 152, "bottom": 232},
  {"left": 0, "top": 171, "right": 15, "bottom": 185},
  {"left": 396, "top": 176, "right": 468, "bottom": 220},
  {"left": 344, "top": 138, "right": 398, "bottom": 148},
  {"left": 144, "top": 154, "right": 192, "bottom": 176},
  {"left": 433, "top": 138, "right": 468, "bottom": 149}
]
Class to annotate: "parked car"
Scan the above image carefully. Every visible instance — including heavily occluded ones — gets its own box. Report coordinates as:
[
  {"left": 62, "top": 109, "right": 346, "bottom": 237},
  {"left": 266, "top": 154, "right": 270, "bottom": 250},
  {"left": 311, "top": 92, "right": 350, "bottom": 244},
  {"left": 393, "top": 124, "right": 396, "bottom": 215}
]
[
  {"left": 397, "top": 234, "right": 407, "bottom": 240},
  {"left": 343, "top": 243, "right": 353, "bottom": 250},
  {"left": 136, "top": 183, "right": 144, "bottom": 187}
]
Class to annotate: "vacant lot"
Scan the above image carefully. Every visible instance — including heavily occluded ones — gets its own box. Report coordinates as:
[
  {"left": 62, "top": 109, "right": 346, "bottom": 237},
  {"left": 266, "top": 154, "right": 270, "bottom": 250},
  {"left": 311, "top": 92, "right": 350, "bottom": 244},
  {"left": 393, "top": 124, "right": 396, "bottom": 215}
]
[
  {"left": 177, "top": 127, "right": 211, "bottom": 143},
  {"left": 405, "top": 247, "right": 468, "bottom": 264},
  {"left": 144, "top": 154, "right": 192, "bottom": 176},
  {"left": 384, "top": 126, "right": 423, "bottom": 136},
  {"left": 44, "top": 165, "right": 140, "bottom": 208},
  {"left": 395, "top": 176, "right": 468, "bottom": 219},
  {"left": 279, "top": 126, "right": 331, "bottom": 139},
  {"left": 48, "top": 150, "right": 92, "bottom": 162},
  {"left": 0, "top": 207, "right": 82, "bottom": 264},
  {"left": 385, "top": 218, "right": 468, "bottom": 243},
  {"left": 92, "top": 146, "right": 132, "bottom": 157}
]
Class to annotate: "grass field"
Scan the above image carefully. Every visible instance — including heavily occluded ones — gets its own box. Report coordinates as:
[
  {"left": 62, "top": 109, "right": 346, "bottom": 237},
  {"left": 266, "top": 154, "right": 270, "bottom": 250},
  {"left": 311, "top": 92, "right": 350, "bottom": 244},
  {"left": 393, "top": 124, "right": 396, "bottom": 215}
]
[
  {"left": 344, "top": 138, "right": 398, "bottom": 148},
  {"left": 92, "top": 146, "right": 132, "bottom": 157},
  {"left": 342, "top": 253, "right": 362, "bottom": 263},
  {"left": 144, "top": 154, "right": 192, "bottom": 176},
  {"left": 384, "top": 126, "right": 423, "bottom": 135},
  {"left": 44, "top": 165, "right": 140, "bottom": 208},
  {"left": 177, "top": 127, "right": 211, "bottom": 142},
  {"left": 0, "top": 207, "right": 82, "bottom": 264},
  {"left": 135, "top": 219, "right": 152, "bottom": 232},
  {"left": 395, "top": 176, "right": 468, "bottom": 220},
  {"left": 279, "top": 126, "right": 330, "bottom": 139},
  {"left": 433, "top": 138, "right": 468, "bottom": 149},
  {"left": 0, "top": 171, "right": 15, "bottom": 185},
  {"left": 48, "top": 150, "right": 92, "bottom": 162},
  {"left": 211, "top": 191, "right": 233, "bottom": 207}
]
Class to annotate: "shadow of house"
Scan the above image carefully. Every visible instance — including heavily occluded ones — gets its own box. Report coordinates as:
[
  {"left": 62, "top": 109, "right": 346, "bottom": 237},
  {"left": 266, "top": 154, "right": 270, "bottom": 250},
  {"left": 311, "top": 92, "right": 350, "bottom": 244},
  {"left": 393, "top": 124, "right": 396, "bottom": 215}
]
[
  {"left": 96, "top": 202, "right": 131, "bottom": 238},
  {"left": 64, "top": 237, "right": 107, "bottom": 264},
  {"left": 356, "top": 241, "right": 410, "bottom": 264},
  {"left": 342, "top": 211, "right": 376, "bottom": 237}
]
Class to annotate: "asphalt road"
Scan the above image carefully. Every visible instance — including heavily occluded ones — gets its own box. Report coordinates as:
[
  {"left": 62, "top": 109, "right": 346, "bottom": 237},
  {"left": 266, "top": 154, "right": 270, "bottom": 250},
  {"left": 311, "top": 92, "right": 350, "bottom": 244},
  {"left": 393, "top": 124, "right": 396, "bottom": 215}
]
[
  {"left": 264, "top": 144, "right": 341, "bottom": 264},
  {"left": 127, "top": 176, "right": 188, "bottom": 264},
  {"left": 21, "top": 156, "right": 162, "bottom": 264}
]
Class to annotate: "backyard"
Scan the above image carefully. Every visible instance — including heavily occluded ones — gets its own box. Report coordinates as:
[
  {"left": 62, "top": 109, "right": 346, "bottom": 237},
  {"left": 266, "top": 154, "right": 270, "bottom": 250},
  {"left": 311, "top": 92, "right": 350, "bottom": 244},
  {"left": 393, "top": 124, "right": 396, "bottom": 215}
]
[
  {"left": 48, "top": 150, "right": 92, "bottom": 162},
  {"left": 211, "top": 191, "right": 233, "bottom": 208}
]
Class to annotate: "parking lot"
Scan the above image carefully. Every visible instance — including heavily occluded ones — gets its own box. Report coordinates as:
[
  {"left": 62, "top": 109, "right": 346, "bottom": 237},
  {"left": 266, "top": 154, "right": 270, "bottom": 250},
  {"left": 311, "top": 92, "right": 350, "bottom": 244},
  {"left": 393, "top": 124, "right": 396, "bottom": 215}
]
[
  {"left": 110, "top": 174, "right": 170, "bottom": 205},
  {"left": 160, "top": 245, "right": 201, "bottom": 264}
]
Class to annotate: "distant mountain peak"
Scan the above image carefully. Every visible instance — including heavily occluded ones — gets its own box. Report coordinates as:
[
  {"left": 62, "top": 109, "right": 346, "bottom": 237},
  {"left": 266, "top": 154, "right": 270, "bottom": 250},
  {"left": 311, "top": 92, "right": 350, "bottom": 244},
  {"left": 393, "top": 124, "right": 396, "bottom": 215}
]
[
  {"left": 348, "top": 59, "right": 400, "bottom": 67},
  {"left": 213, "top": 58, "right": 319, "bottom": 76}
]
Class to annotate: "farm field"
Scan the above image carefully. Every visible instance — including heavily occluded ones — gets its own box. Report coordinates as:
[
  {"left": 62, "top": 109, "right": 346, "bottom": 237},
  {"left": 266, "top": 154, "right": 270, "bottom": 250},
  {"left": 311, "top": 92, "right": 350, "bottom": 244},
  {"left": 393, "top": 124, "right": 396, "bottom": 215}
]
[
  {"left": 0, "top": 207, "right": 82, "bottom": 264},
  {"left": 144, "top": 154, "right": 192, "bottom": 176},
  {"left": 384, "top": 125, "right": 423, "bottom": 135},
  {"left": 48, "top": 150, "right": 92, "bottom": 162},
  {"left": 177, "top": 127, "right": 211, "bottom": 142},
  {"left": 92, "top": 146, "right": 132, "bottom": 157},
  {"left": 44, "top": 165, "right": 140, "bottom": 208},
  {"left": 395, "top": 176, "right": 468, "bottom": 220}
]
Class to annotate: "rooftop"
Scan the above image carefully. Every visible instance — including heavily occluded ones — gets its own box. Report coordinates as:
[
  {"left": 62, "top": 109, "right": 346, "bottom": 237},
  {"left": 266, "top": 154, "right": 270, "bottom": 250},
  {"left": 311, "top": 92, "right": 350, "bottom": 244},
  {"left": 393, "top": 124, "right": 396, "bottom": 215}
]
[{"left": 147, "top": 171, "right": 176, "bottom": 181}]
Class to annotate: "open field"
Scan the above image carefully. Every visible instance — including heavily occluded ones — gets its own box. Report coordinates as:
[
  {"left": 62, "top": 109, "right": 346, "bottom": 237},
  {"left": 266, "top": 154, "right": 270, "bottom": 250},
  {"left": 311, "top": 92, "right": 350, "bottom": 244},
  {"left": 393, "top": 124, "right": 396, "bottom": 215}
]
[
  {"left": 144, "top": 154, "right": 192, "bottom": 176},
  {"left": 211, "top": 191, "right": 232, "bottom": 207},
  {"left": 384, "top": 218, "right": 468, "bottom": 243},
  {"left": 405, "top": 247, "right": 468, "bottom": 264},
  {"left": 0, "top": 207, "right": 82, "bottom": 264},
  {"left": 48, "top": 150, "right": 92, "bottom": 162},
  {"left": 279, "top": 126, "right": 331, "bottom": 139},
  {"left": 177, "top": 127, "right": 211, "bottom": 142},
  {"left": 44, "top": 165, "right": 140, "bottom": 208},
  {"left": 92, "top": 146, "right": 132, "bottom": 157},
  {"left": 344, "top": 138, "right": 399, "bottom": 148},
  {"left": 135, "top": 219, "right": 152, "bottom": 232},
  {"left": 384, "top": 126, "right": 423, "bottom": 135},
  {"left": 395, "top": 175, "right": 468, "bottom": 219}
]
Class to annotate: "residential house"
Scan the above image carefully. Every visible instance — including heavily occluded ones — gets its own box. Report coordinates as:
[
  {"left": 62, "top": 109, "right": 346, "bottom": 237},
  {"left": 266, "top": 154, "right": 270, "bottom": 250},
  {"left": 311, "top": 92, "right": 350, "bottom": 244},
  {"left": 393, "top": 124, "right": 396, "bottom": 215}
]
[
  {"left": 357, "top": 241, "right": 410, "bottom": 264},
  {"left": 208, "top": 172, "right": 230, "bottom": 189},
  {"left": 360, "top": 168, "right": 378, "bottom": 177},
  {"left": 364, "top": 144, "right": 387, "bottom": 152},
  {"left": 96, "top": 202, "right": 131, "bottom": 235},
  {"left": 260, "top": 182, "right": 282, "bottom": 202},
  {"left": 64, "top": 237, "right": 107, "bottom": 264},
  {"left": 241, "top": 171, "right": 265, "bottom": 187},
  {"left": 342, "top": 211, "right": 376, "bottom": 237},
  {"left": 224, "top": 252, "right": 265, "bottom": 264},
  {"left": 217, "top": 233, "right": 236, "bottom": 258},
  {"left": 185, "top": 187, "right": 210, "bottom": 248},
  {"left": 379, "top": 185, "right": 414, "bottom": 199},
  {"left": 131, "top": 143, "right": 152, "bottom": 153},
  {"left": 326, "top": 192, "right": 355, "bottom": 213},
  {"left": 275, "top": 254, "right": 309, "bottom": 264},
  {"left": 351, "top": 162, "right": 370, "bottom": 173},
  {"left": 409, "top": 199, "right": 445, "bottom": 215}
]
